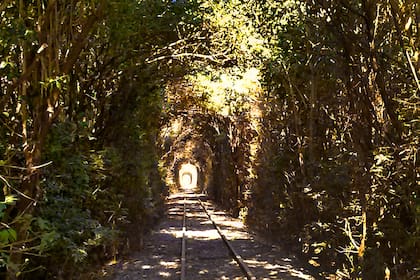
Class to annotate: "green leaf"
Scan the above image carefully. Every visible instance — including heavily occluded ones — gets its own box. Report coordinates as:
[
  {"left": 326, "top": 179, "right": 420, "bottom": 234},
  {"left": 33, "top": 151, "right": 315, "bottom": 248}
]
[
  {"left": 8, "top": 229, "right": 16, "bottom": 242},
  {"left": 39, "top": 231, "right": 60, "bottom": 253},
  {"left": 72, "top": 248, "right": 88, "bottom": 263},
  {"left": 1, "top": 230, "right": 10, "bottom": 243},
  {"left": 36, "top": 218, "right": 51, "bottom": 231},
  {"left": 0, "top": 229, "right": 17, "bottom": 244}
]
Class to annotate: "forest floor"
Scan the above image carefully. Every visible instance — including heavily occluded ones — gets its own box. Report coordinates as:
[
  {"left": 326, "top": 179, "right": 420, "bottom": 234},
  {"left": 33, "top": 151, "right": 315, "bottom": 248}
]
[{"left": 94, "top": 192, "right": 317, "bottom": 280}]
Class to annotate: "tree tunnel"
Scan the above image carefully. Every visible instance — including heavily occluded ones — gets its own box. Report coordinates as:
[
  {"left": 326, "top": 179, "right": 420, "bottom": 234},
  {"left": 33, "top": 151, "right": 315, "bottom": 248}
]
[
  {"left": 158, "top": 108, "right": 250, "bottom": 217},
  {"left": 159, "top": 116, "right": 214, "bottom": 195},
  {"left": 1, "top": 0, "right": 417, "bottom": 278}
]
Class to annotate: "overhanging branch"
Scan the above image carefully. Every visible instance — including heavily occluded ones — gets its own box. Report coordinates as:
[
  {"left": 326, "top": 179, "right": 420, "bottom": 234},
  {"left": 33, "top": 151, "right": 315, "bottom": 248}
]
[{"left": 146, "top": 52, "right": 227, "bottom": 64}]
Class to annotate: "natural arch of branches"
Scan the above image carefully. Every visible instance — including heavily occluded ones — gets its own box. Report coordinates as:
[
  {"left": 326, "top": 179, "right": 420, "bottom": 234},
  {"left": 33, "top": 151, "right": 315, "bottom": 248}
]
[{"left": 0, "top": 0, "right": 418, "bottom": 279}]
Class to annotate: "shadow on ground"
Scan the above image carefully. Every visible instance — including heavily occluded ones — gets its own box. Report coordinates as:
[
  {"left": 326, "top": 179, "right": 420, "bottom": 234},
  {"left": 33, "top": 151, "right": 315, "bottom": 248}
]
[{"left": 98, "top": 193, "right": 316, "bottom": 280}]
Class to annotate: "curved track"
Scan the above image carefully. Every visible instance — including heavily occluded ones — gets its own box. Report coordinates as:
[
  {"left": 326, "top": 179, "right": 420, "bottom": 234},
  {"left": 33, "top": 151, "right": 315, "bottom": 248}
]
[{"left": 180, "top": 190, "right": 256, "bottom": 280}]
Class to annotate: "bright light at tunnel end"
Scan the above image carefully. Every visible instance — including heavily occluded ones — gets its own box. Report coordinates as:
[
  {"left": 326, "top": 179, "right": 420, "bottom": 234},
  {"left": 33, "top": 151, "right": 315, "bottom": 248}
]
[{"left": 179, "top": 163, "right": 198, "bottom": 190}]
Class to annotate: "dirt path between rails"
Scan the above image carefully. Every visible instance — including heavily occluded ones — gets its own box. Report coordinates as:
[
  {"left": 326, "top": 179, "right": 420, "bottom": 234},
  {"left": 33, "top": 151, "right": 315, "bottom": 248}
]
[{"left": 96, "top": 192, "right": 316, "bottom": 280}]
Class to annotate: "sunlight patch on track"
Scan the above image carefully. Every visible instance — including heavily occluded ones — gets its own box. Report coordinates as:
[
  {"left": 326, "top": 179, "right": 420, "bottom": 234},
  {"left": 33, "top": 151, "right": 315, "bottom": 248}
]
[
  {"left": 186, "top": 229, "right": 221, "bottom": 240},
  {"left": 158, "top": 228, "right": 184, "bottom": 238}
]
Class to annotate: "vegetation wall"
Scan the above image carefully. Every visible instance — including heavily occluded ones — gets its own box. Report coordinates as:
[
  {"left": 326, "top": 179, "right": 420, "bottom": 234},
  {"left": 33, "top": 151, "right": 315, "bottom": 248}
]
[{"left": 0, "top": 0, "right": 418, "bottom": 279}]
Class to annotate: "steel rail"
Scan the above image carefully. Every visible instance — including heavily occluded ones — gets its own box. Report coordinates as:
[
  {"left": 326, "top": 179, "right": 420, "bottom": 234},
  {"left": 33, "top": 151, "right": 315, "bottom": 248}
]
[
  {"left": 198, "top": 197, "right": 256, "bottom": 280},
  {"left": 181, "top": 195, "right": 187, "bottom": 280},
  {"left": 180, "top": 192, "right": 256, "bottom": 280}
]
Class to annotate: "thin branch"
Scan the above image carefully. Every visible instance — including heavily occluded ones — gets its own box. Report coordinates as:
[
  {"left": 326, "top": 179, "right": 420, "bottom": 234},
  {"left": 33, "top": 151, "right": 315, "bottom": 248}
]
[
  {"left": 0, "top": 175, "right": 37, "bottom": 202},
  {"left": 388, "top": 0, "right": 420, "bottom": 94},
  {"left": 343, "top": 218, "right": 360, "bottom": 249},
  {"left": 146, "top": 52, "right": 226, "bottom": 64},
  {"left": 406, "top": 50, "right": 420, "bottom": 94},
  {"left": 0, "top": 118, "right": 23, "bottom": 138},
  {"left": 0, "top": 161, "right": 53, "bottom": 171},
  {"left": 62, "top": 1, "right": 105, "bottom": 74},
  {"left": 0, "top": 236, "right": 41, "bottom": 250}
]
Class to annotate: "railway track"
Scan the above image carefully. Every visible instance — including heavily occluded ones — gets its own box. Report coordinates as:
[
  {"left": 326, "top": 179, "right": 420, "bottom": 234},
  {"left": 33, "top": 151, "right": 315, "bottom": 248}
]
[
  {"left": 107, "top": 190, "right": 316, "bottom": 279},
  {"left": 180, "top": 190, "right": 256, "bottom": 280}
]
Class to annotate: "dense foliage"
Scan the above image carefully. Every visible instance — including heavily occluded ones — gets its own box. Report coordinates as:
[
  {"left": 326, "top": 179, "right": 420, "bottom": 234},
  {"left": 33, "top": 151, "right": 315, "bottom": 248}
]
[
  {"left": 0, "top": 0, "right": 178, "bottom": 278},
  {"left": 0, "top": 0, "right": 418, "bottom": 279},
  {"left": 161, "top": 0, "right": 419, "bottom": 279}
]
